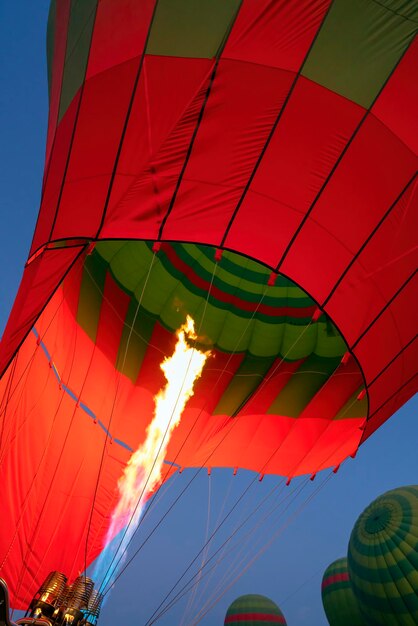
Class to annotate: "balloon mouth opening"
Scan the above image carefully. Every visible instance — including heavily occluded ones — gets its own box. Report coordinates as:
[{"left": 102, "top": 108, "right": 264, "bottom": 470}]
[{"left": 364, "top": 506, "right": 392, "bottom": 534}]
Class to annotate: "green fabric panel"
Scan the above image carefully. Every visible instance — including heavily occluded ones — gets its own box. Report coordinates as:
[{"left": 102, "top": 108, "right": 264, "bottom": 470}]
[
  {"left": 378, "top": 0, "right": 418, "bottom": 20},
  {"left": 146, "top": 0, "right": 241, "bottom": 58},
  {"left": 47, "top": 0, "right": 57, "bottom": 100},
  {"left": 334, "top": 388, "right": 367, "bottom": 419},
  {"left": 93, "top": 241, "right": 349, "bottom": 360},
  {"left": 213, "top": 354, "right": 275, "bottom": 416},
  {"left": 302, "top": 0, "right": 418, "bottom": 107},
  {"left": 76, "top": 251, "right": 107, "bottom": 342},
  {"left": 58, "top": 0, "right": 97, "bottom": 121},
  {"left": 267, "top": 354, "right": 340, "bottom": 417},
  {"left": 200, "top": 245, "right": 297, "bottom": 289},
  {"left": 116, "top": 304, "right": 156, "bottom": 383},
  {"left": 173, "top": 245, "right": 313, "bottom": 306}
]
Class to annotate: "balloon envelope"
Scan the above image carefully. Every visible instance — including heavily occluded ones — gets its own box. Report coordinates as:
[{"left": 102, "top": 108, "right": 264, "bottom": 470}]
[
  {"left": 348, "top": 485, "right": 418, "bottom": 626},
  {"left": 224, "top": 594, "right": 287, "bottom": 625},
  {"left": 0, "top": 0, "right": 417, "bottom": 611},
  {"left": 321, "top": 557, "right": 367, "bottom": 626}
]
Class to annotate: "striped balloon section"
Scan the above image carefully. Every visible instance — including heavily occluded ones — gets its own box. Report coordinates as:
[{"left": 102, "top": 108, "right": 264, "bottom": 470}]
[
  {"left": 224, "top": 594, "right": 287, "bottom": 625},
  {"left": 348, "top": 486, "right": 418, "bottom": 626},
  {"left": 321, "top": 557, "right": 367, "bottom": 625}
]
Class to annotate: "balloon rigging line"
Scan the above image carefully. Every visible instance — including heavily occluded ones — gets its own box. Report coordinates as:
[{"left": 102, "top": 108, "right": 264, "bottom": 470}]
[
  {"left": 194, "top": 480, "right": 288, "bottom": 615},
  {"left": 83, "top": 258, "right": 166, "bottom": 358},
  {"left": 191, "top": 473, "right": 235, "bottom": 611},
  {"left": 188, "top": 483, "right": 308, "bottom": 624},
  {"left": 84, "top": 250, "right": 158, "bottom": 578},
  {"left": 152, "top": 479, "right": 299, "bottom": 624},
  {"left": 192, "top": 421, "right": 360, "bottom": 624},
  {"left": 22, "top": 326, "right": 102, "bottom": 604},
  {"left": 191, "top": 471, "right": 335, "bottom": 625},
  {"left": 101, "top": 276, "right": 271, "bottom": 583},
  {"left": 279, "top": 565, "right": 323, "bottom": 606},
  {"left": 153, "top": 477, "right": 311, "bottom": 625},
  {"left": 96, "top": 258, "right": 219, "bottom": 594},
  {"left": 180, "top": 472, "right": 212, "bottom": 626},
  {"left": 147, "top": 440, "right": 319, "bottom": 625},
  {"left": 100, "top": 297, "right": 319, "bottom": 597},
  {"left": 156, "top": 412, "right": 358, "bottom": 625}
]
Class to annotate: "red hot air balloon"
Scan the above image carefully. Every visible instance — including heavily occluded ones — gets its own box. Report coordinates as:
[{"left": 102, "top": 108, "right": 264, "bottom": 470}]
[{"left": 0, "top": 0, "right": 417, "bottom": 613}]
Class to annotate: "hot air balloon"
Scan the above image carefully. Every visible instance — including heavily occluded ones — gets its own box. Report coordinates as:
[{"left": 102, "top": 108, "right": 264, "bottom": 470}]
[
  {"left": 321, "top": 557, "right": 367, "bottom": 626},
  {"left": 0, "top": 0, "right": 417, "bottom": 617},
  {"left": 224, "top": 594, "right": 287, "bottom": 625},
  {"left": 348, "top": 485, "right": 418, "bottom": 626}
]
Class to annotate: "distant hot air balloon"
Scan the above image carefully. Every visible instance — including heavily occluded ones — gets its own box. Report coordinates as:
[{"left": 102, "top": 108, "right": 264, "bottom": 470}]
[
  {"left": 0, "top": 0, "right": 417, "bottom": 614},
  {"left": 321, "top": 557, "right": 367, "bottom": 626},
  {"left": 224, "top": 594, "right": 287, "bottom": 625},
  {"left": 348, "top": 486, "right": 418, "bottom": 626}
]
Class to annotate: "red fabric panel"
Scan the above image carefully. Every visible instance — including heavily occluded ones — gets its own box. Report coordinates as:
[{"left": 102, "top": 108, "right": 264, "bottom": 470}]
[
  {"left": 239, "top": 359, "right": 303, "bottom": 416},
  {"left": 224, "top": 77, "right": 364, "bottom": 268},
  {"left": 354, "top": 271, "right": 418, "bottom": 395},
  {"left": 224, "top": 0, "right": 331, "bottom": 71},
  {"left": 362, "top": 374, "right": 417, "bottom": 442},
  {"left": 0, "top": 247, "right": 83, "bottom": 379},
  {"left": 43, "top": 0, "right": 72, "bottom": 179},
  {"left": 161, "top": 59, "right": 294, "bottom": 244},
  {"left": 325, "top": 179, "right": 418, "bottom": 347},
  {"left": 101, "top": 55, "right": 213, "bottom": 239},
  {"left": 280, "top": 113, "right": 417, "bottom": 303},
  {"left": 373, "top": 37, "right": 418, "bottom": 155},
  {"left": 297, "top": 359, "right": 363, "bottom": 420},
  {"left": 174, "top": 412, "right": 363, "bottom": 477},
  {"left": 294, "top": 418, "right": 363, "bottom": 475},
  {"left": 366, "top": 337, "right": 418, "bottom": 434},
  {"left": 87, "top": 0, "right": 156, "bottom": 78},
  {"left": 51, "top": 58, "right": 140, "bottom": 240},
  {"left": 31, "top": 92, "right": 81, "bottom": 254},
  {"left": 187, "top": 349, "right": 244, "bottom": 414}
]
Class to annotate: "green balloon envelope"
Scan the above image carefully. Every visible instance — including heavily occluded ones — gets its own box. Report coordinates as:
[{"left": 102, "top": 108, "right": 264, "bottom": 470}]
[
  {"left": 321, "top": 557, "right": 367, "bottom": 625},
  {"left": 224, "top": 594, "right": 287, "bottom": 625},
  {"left": 348, "top": 485, "right": 418, "bottom": 626}
]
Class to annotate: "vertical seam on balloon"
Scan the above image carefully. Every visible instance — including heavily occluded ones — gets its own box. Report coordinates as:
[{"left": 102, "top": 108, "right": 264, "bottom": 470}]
[
  {"left": 365, "top": 371, "right": 417, "bottom": 422},
  {"left": 322, "top": 173, "right": 417, "bottom": 308},
  {"left": 368, "top": 333, "right": 418, "bottom": 389},
  {"left": 156, "top": 0, "right": 244, "bottom": 242},
  {"left": 0, "top": 245, "right": 87, "bottom": 381},
  {"left": 28, "top": 0, "right": 71, "bottom": 259},
  {"left": 47, "top": 0, "right": 100, "bottom": 243},
  {"left": 273, "top": 35, "right": 417, "bottom": 274},
  {"left": 29, "top": 0, "right": 73, "bottom": 256},
  {"left": 0, "top": 357, "right": 17, "bottom": 453},
  {"left": 94, "top": 0, "right": 161, "bottom": 238},
  {"left": 352, "top": 268, "right": 417, "bottom": 349},
  {"left": 0, "top": 291, "right": 67, "bottom": 468},
  {"left": 219, "top": 0, "right": 337, "bottom": 249},
  {"left": 10, "top": 313, "right": 82, "bottom": 607}
]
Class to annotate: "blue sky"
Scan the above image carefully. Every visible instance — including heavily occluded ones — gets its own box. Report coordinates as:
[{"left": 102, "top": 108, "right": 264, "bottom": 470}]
[{"left": 0, "top": 4, "right": 416, "bottom": 625}]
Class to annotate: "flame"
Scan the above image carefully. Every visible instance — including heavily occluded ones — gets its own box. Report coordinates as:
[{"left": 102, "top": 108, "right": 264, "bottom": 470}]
[{"left": 93, "top": 316, "right": 210, "bottom": 589}]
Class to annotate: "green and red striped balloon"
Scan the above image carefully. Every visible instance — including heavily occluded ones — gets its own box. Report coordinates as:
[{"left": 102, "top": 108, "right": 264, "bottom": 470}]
[
  {"left": 224, "top": 594, "right": 287, "bottom": 625},
  {"left": 321, "top": 557, "right": 367, "bottom": 625},
  {"left": 348, "top": 485, "right": 418, "bottom": 626}
]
